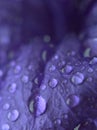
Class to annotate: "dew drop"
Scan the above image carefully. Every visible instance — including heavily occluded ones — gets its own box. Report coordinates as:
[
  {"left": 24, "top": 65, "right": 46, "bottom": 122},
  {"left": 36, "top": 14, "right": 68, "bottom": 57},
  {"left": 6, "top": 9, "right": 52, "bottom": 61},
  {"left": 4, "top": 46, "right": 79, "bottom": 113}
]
[
  {"left": 49, "top": 78, "right": 58, "bottom": 88},
  {"left": 54, "top": 118, "right": 61, "bottom": 125},
  {"left": 3, "top": 103, "right": 10, "bottom": 110},
  {"left": 29, "top": 100, "right": 34, "bottom": 113},
  {"left": 8, "top": 83, "right": 17, "bottom": 93},
  {"left": 40, "top": 84, "right": 47, "bottom": 90},
  {"left": 1, "top": 124, "right": 10, "bottom": 130},
  {"left": 34, "top": 77, "right": 39, "bottom": 85},
  {"left": 54, "top": 55, "right": 59, "bottom": 60},
  {"left": 36, "top": 96, "right": 46, "bottom": 116},
  {"left": 14, "top": 65, "right": 21, "bottom": 74},
  {"left": 21, "top": 75, "right": 29, "bottom": 83},
  {"left": 88, "top": 68, "right": 93, "bottom": 73},
  {"left": 90, "top": 57, "right": 97, "bottom": 64},
  {"left": 66, "top": 94, "right": 80, "bottom": 107},
  {"left": 49, "top": 65, "right": 56, "bottom": 72},
  {"left": 83, "top": 48, "right": 91, "bottom": 58},
  {"left": 65, "top": 65, "right": 73, "bottom": 73},
  {"left": 7, "top": 109, "right": 20, "bottom": 122},
  {"left": 71, "top": 72, "right": 84, "bottom": 85},
  {"left": 42, "top": 50, "right": 47, "bottom": 62}
]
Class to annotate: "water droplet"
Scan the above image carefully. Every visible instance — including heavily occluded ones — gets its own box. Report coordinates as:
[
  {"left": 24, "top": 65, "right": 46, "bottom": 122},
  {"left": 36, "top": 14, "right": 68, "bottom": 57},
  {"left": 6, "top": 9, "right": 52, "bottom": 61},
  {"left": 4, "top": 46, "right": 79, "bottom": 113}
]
[
  {"left": 14, "top": 65, "right": 21, "bottom": 74},
  {"left": 71, "top": 72, "right": 84, "bottom": 85},
  {"left": 65, "top": 65, "right": 73, "bottom": 73},
  {"left": 54, "top": 118, "right": 61, "bottom": 125},
  {"left": 34, "top": 77, "right": 39, "bottom": 85},
  {"left": 58, "top": 61, "right": 65, "bottom": 68},
  {"left": 7, "top": 109, "right": 20, "bottom": 122},
  {"left": 1, "top": 124, "right": 10, "bottom": 130},
  {"left": 8, "top": 83, "right": 17, "bottom": 93},
  {"left": 40, "top": 84, "right": 47, "bottom": 90},
  {"left": 87, "top": 77, "right": 93, "bottom": 82},
  {"left": 3, "top": 103, "right": 10, "bottom": 110},
  {"left": 88, "top": 68, "right": 93, "bottom": 73},
  {"left": 36, "top": 96, "right": 46, "bottom": 116},
  {"left": 21, "top": 75, "right": 29, "bottom": 83},
  {"left": 83, "top": 48, "right": 91, "bottom": 57},
  {"left": 42, "top": 50, "right": 47, "bottom": 62},
  {"left": 29, "top": 100, "right": 34, "bottom": 113},
  {"left": 90, "top": 57, "right": 97, "bottom": 64},
  {"left": 66, "top": 94, "right": 80, "bottom": 107},
  {"left": 49, "top": 65, "right": 56, "bottom": 72},
  {"left": 54, "top": 55, "right": 59, "bottom": 60},
  {"left": 49, "top": 78, "right": 58, "bottom": 88}
]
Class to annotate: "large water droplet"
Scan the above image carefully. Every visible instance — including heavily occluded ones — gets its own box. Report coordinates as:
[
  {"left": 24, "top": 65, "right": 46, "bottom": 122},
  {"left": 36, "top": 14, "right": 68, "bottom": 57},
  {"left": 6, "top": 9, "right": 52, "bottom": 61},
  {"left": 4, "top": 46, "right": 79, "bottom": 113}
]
[
  {"left": 1, "top": 124, "right": 10, "bottom": 130},
  {"left": 21, "top": 75, "right": 29, "bottom": 83},
  {"left": 3, "top": 103, "right": 10, "bottom": 110},
  {"left": 71, "top": 72, "right": 84, "bottom": 85},
  {"left": 8, "top": 83, "right": 17, "bottom": 93},
  {"left": 66, "top": 94, "right": 80, "bottom": 107},
  {"left": 36, "top": 96, "right": 46, "bottom": 116},
  {"left": 7, "top": 109, "right": 20, "bottom": 122},
  {"left": 65, "top": 65, "right": 73, "bottom": 73},
  {"left": 49, "top": 78, "right": 58, "bottom": 88}
]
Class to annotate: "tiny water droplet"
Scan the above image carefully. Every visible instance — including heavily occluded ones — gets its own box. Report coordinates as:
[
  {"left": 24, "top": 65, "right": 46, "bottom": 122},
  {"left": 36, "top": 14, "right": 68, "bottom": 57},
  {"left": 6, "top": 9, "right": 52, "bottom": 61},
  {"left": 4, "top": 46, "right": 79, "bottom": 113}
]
[
  {"left": 83, "top": 48, "right": 91, "bottom": 58},
  {"left": 49, "top": 78, "right": 58, "bottom": 88},
  {"left": 14, "top": 65, "right": 21, "bottom": 74},
  {"left": 54, "top": 55, "right": 59, "bottom": 60},
  {"left": 36, "top": 96, "right": 46, "bottom": 116},
  {"left": 42, "top": 50, "right": 47, "bottom": 62},
  {"left": 90, "top": 57, "right": 97, "bottom": 64},
  {"left": 49, "top": 65, "right": 56, "bottom": 72},
  {"left": 66, "top": 94, "right": 80, "bottom": 107},
  {"left": 34, "top": 77, "right": 39, "bottom": 85},
  {"left": 3, "top": 103, "right": 10, "bottom": 110},
  {"left": 65, "top": 65, "right": 73, "bottom": 73},
  {"left": 54, "top": 118, "right": 61, "bottom": 125},
  {"left": 88, "top": 68, "right": 93, "bottom": 73},
  {"left": 7, "top": 109, "right": 20, "bottom": 122},
  {"left": 71, "top": 72, "right": 84, "bottom": 85},
  {"left": 40, "top": 84, "right": 47, "bottom": 90},
  {"left": 87, "top": 77, "right": 93, "bottom": 82},
  {"left": 8, "top": 83, "right": 17, "bottom": 93},
  {"left": 1, "top": 124, "right": 10, "bottom": 130},
  {"left": 21, "top": 75, "right": 29, "bottom": 83}
]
